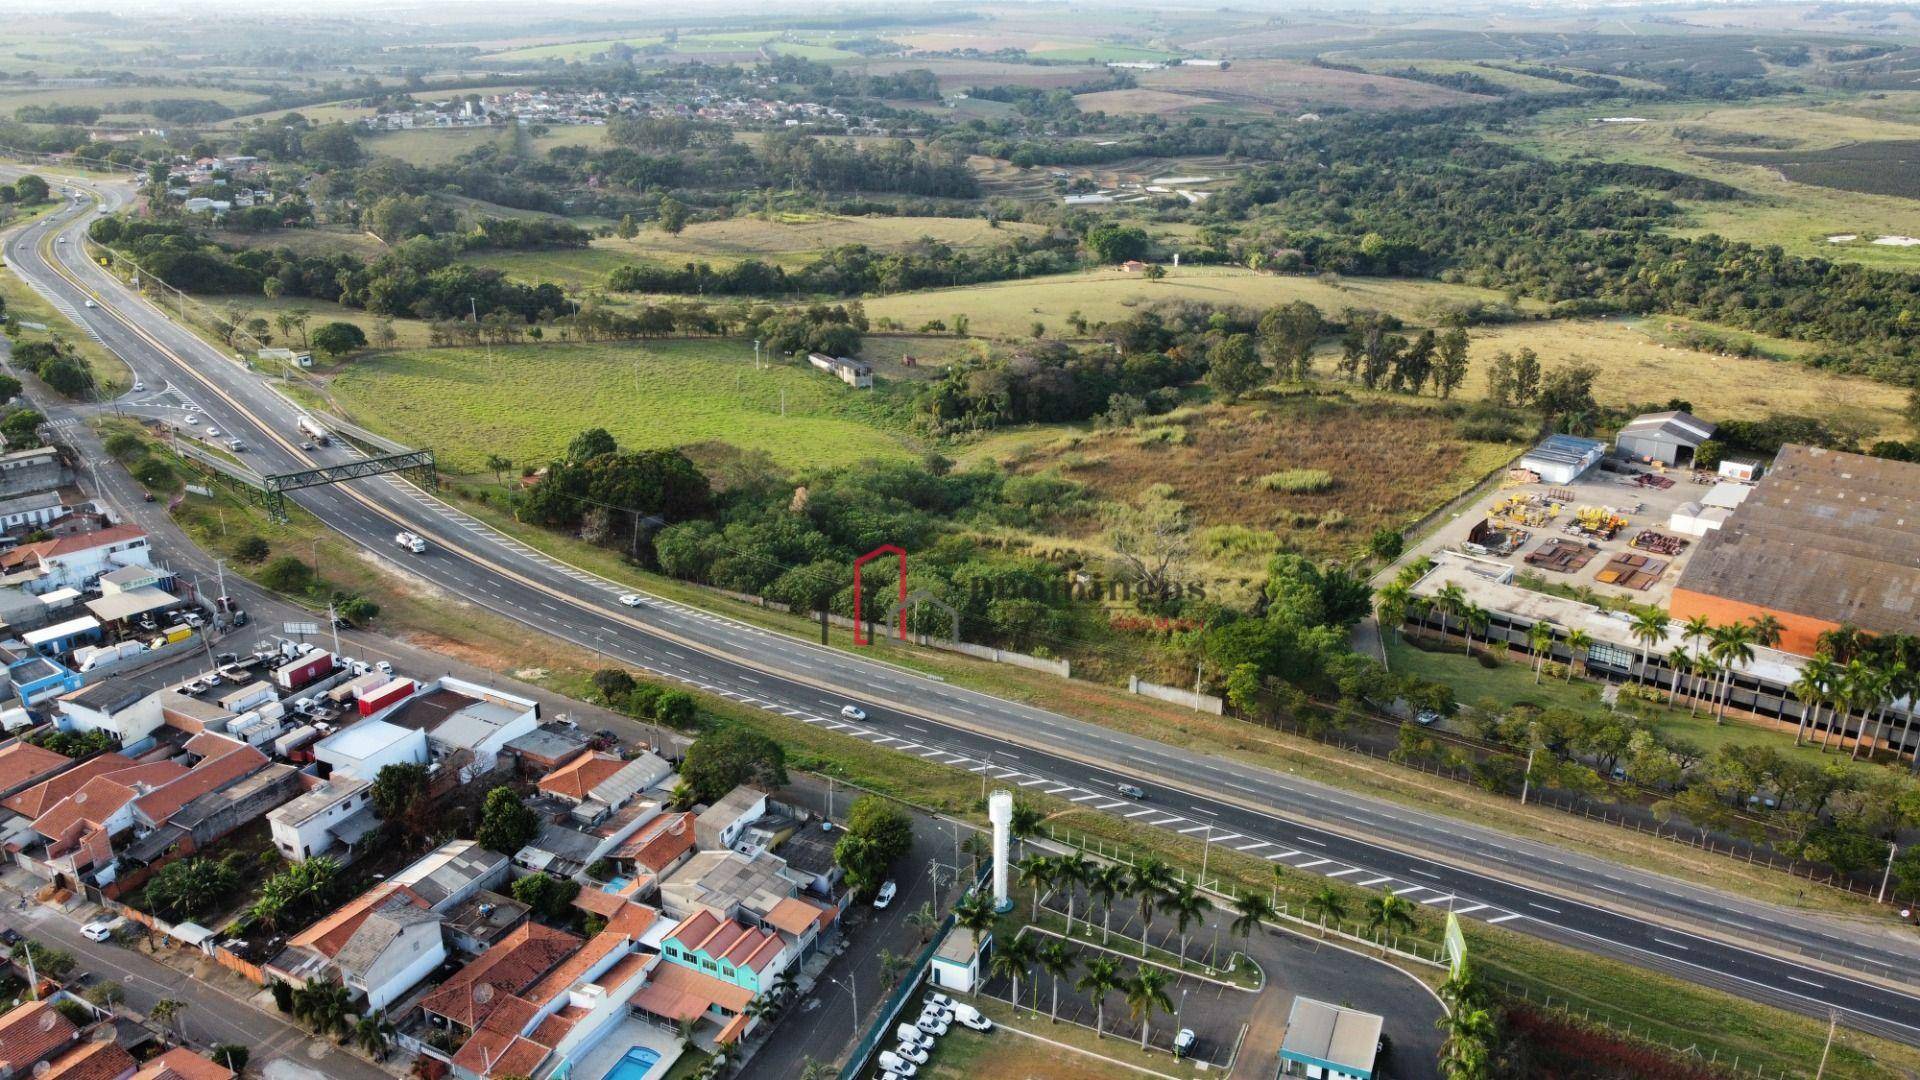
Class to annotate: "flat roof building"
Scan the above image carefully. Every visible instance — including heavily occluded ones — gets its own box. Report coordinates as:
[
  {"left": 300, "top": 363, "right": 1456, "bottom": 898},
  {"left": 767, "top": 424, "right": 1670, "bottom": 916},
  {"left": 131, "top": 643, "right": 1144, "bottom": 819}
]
[
  {"left": 1518, "top": 434, "right": 1606, "bottom": 485},
  {"left": 1280, "top": 997, "right": 1383, "bottom": 1080}
]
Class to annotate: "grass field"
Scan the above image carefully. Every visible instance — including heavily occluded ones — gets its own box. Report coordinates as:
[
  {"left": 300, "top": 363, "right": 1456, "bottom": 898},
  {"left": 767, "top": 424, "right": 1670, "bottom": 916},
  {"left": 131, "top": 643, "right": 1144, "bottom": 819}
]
[
  {"left": 1007, "top": 398, "right": 1519, "bottom": 567},
  {"left": 0, "top": 84, "right": 266, "bottom": 118},
  {"left": 1137, "top": 58, "right": 1488, "bottom": 112},
  {"left": 1393, "top": 316, "right": 1915, "bottom": 439},
  {"left": 863, "top": 266, "right": 1537, "bottom": 339},
  {"left": 1072, "top": 88, "right": 1221, "bottom": 116},
  {"left": 481, "top": 30, "right": 863, "bottom": 63},
  {"left": 362, "top": 127, "right": 516, "bottom": 166},
  {"left": 326, "top": 339, "right": 920, "bottom": 473},
  {"left": 1509, "top": 96, "right": 1920, "bottom": 270}
]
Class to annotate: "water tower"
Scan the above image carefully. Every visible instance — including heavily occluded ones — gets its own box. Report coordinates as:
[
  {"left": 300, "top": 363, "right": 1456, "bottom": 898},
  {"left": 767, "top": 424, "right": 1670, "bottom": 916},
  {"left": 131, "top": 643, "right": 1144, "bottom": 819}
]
[{"left": 988, "top": 788, "right": 1015, "bottom": 912}]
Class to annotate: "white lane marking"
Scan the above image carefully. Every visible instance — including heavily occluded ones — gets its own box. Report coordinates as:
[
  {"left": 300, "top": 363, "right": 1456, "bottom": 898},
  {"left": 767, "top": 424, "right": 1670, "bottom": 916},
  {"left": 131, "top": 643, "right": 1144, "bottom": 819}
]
[
  {"left": 1295, "top": 836, "right": 1325, "bottom": 847},
  {"left": 1018, "top": 779, "right": 1048, "bottom": 787},
  {"left": 1210, "top": 833, "right": 1242, "bottom": 843},
  {"left": 1788, "top": 975, "right": 1826, "bottom": 989},
  {"left": 1126, "top": 809, "right": 1156, "bottom": 819},
  {"left": 1488, "top": 913, "right": 1525, "bottom": 924},
  {"left": 1148, "top": 816, "right": 1185, "bottom": 827},
  {"left": 1454, "top": 904, "right": 1488, "bottom": 916},
  {"left": 1357, "top": 876, "right": 1392, "bottom": 887},
  {"left": 1177, "top": 825, "right": 1210, "bottom": 835},
  {"left": 1094, "top": 801, "right": 1128, "bottom": 810},
  {"left": 1527, "top": 902, "right": 1561, "bottom": 914},
  {"left": 1236, "top": 842, "right": 1271, "bottom": 852},
  {"left": 1654, "top": 938, "right": 1690, "bottom": 952},
  {"left": 1070, "top": 794, "right": 1101, "bottom": 803},
  {"left": 1326, "top": 868, "right": 1361, "bottom": 878},
  {"left": 1295, "top": 858, "right": 1332, "bottom": 869}
]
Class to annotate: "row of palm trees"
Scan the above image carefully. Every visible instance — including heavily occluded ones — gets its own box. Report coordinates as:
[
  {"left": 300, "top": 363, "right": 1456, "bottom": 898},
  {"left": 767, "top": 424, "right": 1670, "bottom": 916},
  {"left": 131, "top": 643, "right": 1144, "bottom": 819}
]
[{"left": 1012, "top": 852, "right": 1217, "bottom": 965}]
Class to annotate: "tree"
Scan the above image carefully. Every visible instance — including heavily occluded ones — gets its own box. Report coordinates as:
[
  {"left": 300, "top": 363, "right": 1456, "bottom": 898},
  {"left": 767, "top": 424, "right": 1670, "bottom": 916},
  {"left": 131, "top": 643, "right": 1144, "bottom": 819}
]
[
  {"left": 0, "top": 408, "right": 45, "bottom": 448},
  {"left": 1125, "top": 967, "right": 1174, "bottom": 1052},
  {"left": 1087, "top": 863, "right": 1130, "bottom": 944},
  {"left": 1036, "top": 937, "right": 1076, "bottom": 1022},
  {"left": 311, "top": 321, "right": 368, "bottom": 358},
  {"left": 1708, "top": 621, "right": 1757, "bottom": 724},
  {"left": 476, "top": 786, "right": 540, "bottom": 855},
  {"left": 259, "top": 555, "right": 316, "bottom": 595},
  {"left": 354, "top": 1010, "right": 397, "bottom": 1061},
  {"left": 1205, "top": 333, "right": 1264, "bottom": 400},
  {"left": 1104, "top": 486, "right": 1190, "bottom": 601},
  {"left": 1086, "top": 224, "right": 1149, "bottom": 263},
  {"left": 1433, "top": 327, "right": 1469, "bottom": 400},
  {"left": 657, "top": 197, "right": 689, "bottom": 235},
  {"left": 511, "top": 871, "right": 581, "bottom": 920},
  {"left": 1017, "top": 854, "right": 1054, "bottom": 913},
  {"left": 1230, "top": 892, "right": 1276, "bottom": 942},
  {"left": 616, "top": 214, "right": 639, "bottom": 240},
  {"left": 1142, "top": 263, "right": 1167, "bottom": 283},
  {"left": 681, "top": 726, "right": 787, "bottom": 802},
  {"left": 1305, "top": 884, "right": 1348, "bottom": 931},
  {"left": 989, "top": 931, "right": 1037, "bottom": 1014},
  {"left": 1526, "top": 621, "right": 1555, "bottom": 684},
  {"left": 1628, "top": 607, "right": 1669, "bottom": 687},
  {"left": 151, "top": 998, "right": 188, "bottom": 1041},
  {"left": 1162, "top": 881, "right": 1210, "bottom": 963},
  {"left": 0, "top": 374, "right": 22, "bottom": 404},
  {"left": 370, "top": 762, "right": 430, "bottom": 828},
  {"left": 844, "top": 796, "right": 913, "bottom": 864},
  {"left": 1564, "top": 629, "right": 1592, "bottom": 681},
  {"left": 1365, "top": 889, "right": 1417, "bottom": 938},
  {"left": 235, "top": 535, "right": 271, "bottom": 563},
  {"left": 1075, "top": 955, "right": 1124, "bottom": 1037},
  {"left": 1129, "top": 858, "right": 1172, "bottom": 957},
  {"left": 591, "top": 668, "right": 636, "bottom": 705},
  {"left": 210, "top": 1045, "right": 249, "bottom": 1072},
  {"left": 144, "top": 855, "right": 239, "bottom": 921},
  {"left": 1258, "top": 301, "right": 1322, "bottom": 383},
  {"left": 12, "top": 174, "right": 48, "bottom": 203}
]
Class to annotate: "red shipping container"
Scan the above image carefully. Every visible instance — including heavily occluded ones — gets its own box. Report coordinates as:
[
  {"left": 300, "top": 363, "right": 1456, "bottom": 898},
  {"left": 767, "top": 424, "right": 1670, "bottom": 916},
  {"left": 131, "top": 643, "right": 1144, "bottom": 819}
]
[
  {"left": 275, "top": 651, "right": 332, "bottom": 691},
  {"left": 357, "top": 677, "right": 415, "bottom": 717}
]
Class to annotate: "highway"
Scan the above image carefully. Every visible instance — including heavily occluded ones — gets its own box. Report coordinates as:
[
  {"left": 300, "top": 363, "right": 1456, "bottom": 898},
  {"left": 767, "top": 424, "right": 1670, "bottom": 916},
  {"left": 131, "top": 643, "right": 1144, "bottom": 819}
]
[{"left": 15, "top": 173, "right": 1920, "bottom": 1046}]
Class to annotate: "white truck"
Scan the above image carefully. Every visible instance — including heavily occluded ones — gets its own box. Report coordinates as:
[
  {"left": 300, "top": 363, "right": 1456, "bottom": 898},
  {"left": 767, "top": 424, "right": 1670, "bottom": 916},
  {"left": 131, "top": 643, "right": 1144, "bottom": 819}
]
[
  {"left": 394, "top": 531, "right": 427, "bottom": 554},
  {"left": 295, "top": 415, "right": 331, "bottom": 447}
]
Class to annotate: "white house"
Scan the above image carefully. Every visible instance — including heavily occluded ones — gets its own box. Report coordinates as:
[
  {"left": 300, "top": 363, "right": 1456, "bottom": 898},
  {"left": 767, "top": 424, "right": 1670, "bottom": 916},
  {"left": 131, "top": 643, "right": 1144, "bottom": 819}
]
[
  {"left": 288, "top": 885, "right": 446, "bottom": 1011},
  {"left": 806, "top": 352, "right": 873, "bottom": 389},
  {"left": 371, "top": 676, "right": 540, "bottom": 775},
  {"left": 315, "top": 719, "right": 428, "bottom": 781},
  {"left": 269, "top": 775, "right": 377, "bottom": 862},
  {"left": 694, "top": 787, "right": 768, "bottom": 852},
  {"left": 57, "top": 675, "right": 168, "bottom": 748},
  {"left": 0, "top": 525, "right": 151, "bottom": 594}
]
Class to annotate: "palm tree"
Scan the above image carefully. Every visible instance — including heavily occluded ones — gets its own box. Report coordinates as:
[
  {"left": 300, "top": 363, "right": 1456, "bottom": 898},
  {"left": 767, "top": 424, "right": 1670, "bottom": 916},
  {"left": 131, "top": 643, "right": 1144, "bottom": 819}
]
[
  {"left": 1162, "top": 881, "right": 1210, "bottom": 964},
  {"left": 1526, "top": 620, "right": 1555, "bottom": 683},
  {"left": 1629, "top": 607, "right": 1669, "bottom": 687},
  {"left": 1305, "top": 884, "right": 1348, "bottom": 933},
  {"left": 1434, "top": 583, "right": 1465, "bottom": 641},
  {"left": 1055, "top": 854, "right": 1092, "bottom": 932},
  {"left": 354, "top": 1010, "right": 397, "bottom": 1061},
  {"left": 1793, "top": 654, "right": 1838, "bottom": 747},
  {"left": 1376, "top": 581, "right": 1412, "bottom": 638},
  {"left": 1365, "top": 889, "right": 1417, "bottom": 940},
  {"left": 1036, "top": 938, "right": 1076, "bottom": 1023},
  {"left": 1440, "top": 1005, "right": 1498, "bottom": 1079},
  {"left": 1681, "top": 613, "right": 1714, "bottom": 668},
  {"left": 1017, "top": 854, "right": 1054, "bottom": 913},
  {"left": 1124, "top": 968, "right": 1175, "bottom": 1052},
  {"left": 905, "top": 901, "right": 939, "bottom": 944},
  {"left": 1667, "top": 648, "right": 1696, "bottom": 715},
  {"left": 1087, "top": 863, "right": 1129, "bottom": 945},
  {"left": 989, "top": 930, "right": 1038, "bottom": 1014},
  {"left": 1819, "top": 623, "right": 1870, "bottom": 663},
  {"left": 1828, "top": 658, "right": 1875, "bottom": 752},
  {"left": 1461, "top": 605, "right": 1489, "bottom": 656},
  {"left": 1851, "top": 665, "right": 1892, "bottom": 760},
  {"left": 953, "top": 892, "right": 998, "bottom": 940},
  {"left": 1707, "top": 621, "right": 1756, "bottom": 723},
  {"left": 797, "top": 1060, "right": 833, "bottom": 1080},
  {"left": 1075, "top": 956, "right": 1124, "bottom": 1038},
  {"left": 1230, "top": 892, "right": 1276, "bottom": 942},
  {"left": 1129, "top": 859, "right": 1172, "bottom": 956},
  {"left": 1564, "top": 629, "right": 1592, "bottom": 681},
  {"left": 1748, "top": 613, "right": 1785, "bottom": 651}
]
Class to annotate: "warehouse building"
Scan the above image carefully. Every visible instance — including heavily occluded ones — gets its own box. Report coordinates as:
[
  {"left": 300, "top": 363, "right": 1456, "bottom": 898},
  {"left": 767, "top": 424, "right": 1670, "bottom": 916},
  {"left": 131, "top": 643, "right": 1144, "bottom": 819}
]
[
  {"left": 1670, "top": 445, "right": 1920, "bottom": 657},
  {"left": 1616, "top": 410, "right": 1715, "bottom": 467},
  {"left": 1517, "top": 434, "right": 1606, "bottom": 484}
]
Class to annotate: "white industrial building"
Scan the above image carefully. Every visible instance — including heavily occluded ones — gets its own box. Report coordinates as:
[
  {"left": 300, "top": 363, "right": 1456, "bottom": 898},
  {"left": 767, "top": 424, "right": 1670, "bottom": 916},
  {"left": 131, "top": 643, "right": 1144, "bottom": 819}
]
[
  {"left": 315, "top": 718, "right": 428, "bottom": 781},
  {"left": 1517, "top": 434, "right": 1607, "bottom": 484}
]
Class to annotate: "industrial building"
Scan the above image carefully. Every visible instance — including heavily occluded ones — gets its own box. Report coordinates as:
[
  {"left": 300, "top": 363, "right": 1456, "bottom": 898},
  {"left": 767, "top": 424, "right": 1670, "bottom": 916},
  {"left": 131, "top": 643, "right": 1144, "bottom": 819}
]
[
  {"left": 1517, "top": 434, "right": 1606, "bottom": 484},
  {"left": 1671, "top": 445, "right": 1920, "bottom": 656},
  {"left": 1616, "top": 410, "right": 1716, "bottom": 467}
]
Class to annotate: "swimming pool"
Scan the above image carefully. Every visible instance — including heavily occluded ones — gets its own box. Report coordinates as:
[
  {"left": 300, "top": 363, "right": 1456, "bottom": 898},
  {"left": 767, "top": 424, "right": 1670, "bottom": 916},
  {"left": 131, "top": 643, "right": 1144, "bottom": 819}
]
[
  {"left": 602, "top": 876, "right": 632, "bottom": 893},
  {"left": 600, "top": 1046, "right": 661, "bottom": 1080}
]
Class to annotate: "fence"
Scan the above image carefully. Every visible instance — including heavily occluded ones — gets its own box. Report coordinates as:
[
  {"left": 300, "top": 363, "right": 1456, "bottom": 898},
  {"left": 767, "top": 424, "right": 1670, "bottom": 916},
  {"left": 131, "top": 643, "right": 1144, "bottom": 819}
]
[
  {"left": 98, "top": 895, "right": 270, "bottom": 985},
  {"left": 1127, "top": 675, "right": 1223, "bottom": 714}
]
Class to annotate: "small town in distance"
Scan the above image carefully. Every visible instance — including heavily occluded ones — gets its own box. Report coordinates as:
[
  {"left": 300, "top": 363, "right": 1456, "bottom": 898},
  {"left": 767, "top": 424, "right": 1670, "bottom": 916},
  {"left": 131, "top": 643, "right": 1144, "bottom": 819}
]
[{"left": 3, "top": 3, "right": 1920, "bottom": 1079}]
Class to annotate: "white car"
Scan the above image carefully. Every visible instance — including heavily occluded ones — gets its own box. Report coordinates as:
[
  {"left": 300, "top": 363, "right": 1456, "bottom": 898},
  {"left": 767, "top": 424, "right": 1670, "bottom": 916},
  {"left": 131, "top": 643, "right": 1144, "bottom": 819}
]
[
  {"left": 80, "top": 917, "right": 123, "bottom": 942},
  {"left": 952, "top": 1003, "right": 993, "bottom": 1032},
  {"left": 925, "top": 992, "right": 954, "bottom": 1012},
  {"left": 874, "top": 1053, "right": 916, "bottom": 1077},
  {"left": 183, "top": 415, "right": 200, "bottom": 426},
  {"left": 618, "top": 593, "right": 645, "bottom": 607},
  {"left": 84, "top": 299, "right": 96, "bottom": 308},
  {"left": 1173, "top": 1028, "right": 1197, "bottom": 1058},
  {"left": 895, "top": 1024, "right": 933, "bottom": 1050},
  {"left": 914, "top": 1013, "right": 949, "bottom": 1037},
  {"left": 872, "top": 880, "right": 897, "bottom": 909},
  {"left": 132, "top": 381, "right": 145, "bottom": 392},
  {"left": 893, "top": 1043, "right": 929, "bottom": 1066},
  {"left": 840, "top": 704, "right": 867, "bottom": 721},
  {"left": 207, "top": 426, "right": 221, "bottom": 437}
]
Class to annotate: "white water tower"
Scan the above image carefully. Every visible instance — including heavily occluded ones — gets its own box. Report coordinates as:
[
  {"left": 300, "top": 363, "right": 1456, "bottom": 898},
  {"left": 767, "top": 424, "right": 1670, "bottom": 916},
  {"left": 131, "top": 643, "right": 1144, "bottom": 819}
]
[{"left": 988, "top": 788, "right": 1014, "bottom": 912}]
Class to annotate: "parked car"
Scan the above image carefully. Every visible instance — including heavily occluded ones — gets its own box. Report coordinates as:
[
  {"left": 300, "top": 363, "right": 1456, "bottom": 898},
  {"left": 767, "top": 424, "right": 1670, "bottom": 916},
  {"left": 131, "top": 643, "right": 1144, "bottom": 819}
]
[
  {"left": 1173, "top": 1028, "right": 1197, "bottom": 1058},
  {"left": 0, "top": 928, "right": 22, "bottom": 946},
  {"left": 840, "top": 704, "right": 868, "bottom": 721},
  {"left": 1116, "top": 783, "right": 1147, "bottom": 800},
  {"left": 81, "top": 917, "right": 124, "bottom": 942},
  {"left": 874, "top": 1052, "right": 916, "bottom": 1077},
  {"left": 896, "top": 1024, "right": 934, "bottom": 1050},
  {"left": 915, "top": 1013, "right": 949, "bottom": 1037},
  {"left": 952, "top": 1003, "right": 993, "bottom": 1032},
  {"left": 893, "top": 1043, "right": 929, "bottom": 1065},
  {"left": 872, "top": 880, "right": 897, "bottom": 909},
  {"left": 925, "top": 992, "right": 954, "bottom": 1012},
  {"left": 1415, "top": 710, "right": 1442, "bottom": 726}
]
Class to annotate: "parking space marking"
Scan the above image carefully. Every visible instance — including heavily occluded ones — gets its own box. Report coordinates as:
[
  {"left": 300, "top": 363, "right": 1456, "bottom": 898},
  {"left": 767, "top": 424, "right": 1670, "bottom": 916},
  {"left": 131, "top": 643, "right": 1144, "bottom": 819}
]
[
  {"left": 1357, "top": 876, "right": 1392, "bottom": 887},
  {"left": 1295, "top": 858, "right": 1332, "bottom": 869},
  {"left": 1326, "top": 867, "right": 1361, "bottom": 877},
  {"left": 1488, "top": 913, "right": 1525, "bottom": 924}
]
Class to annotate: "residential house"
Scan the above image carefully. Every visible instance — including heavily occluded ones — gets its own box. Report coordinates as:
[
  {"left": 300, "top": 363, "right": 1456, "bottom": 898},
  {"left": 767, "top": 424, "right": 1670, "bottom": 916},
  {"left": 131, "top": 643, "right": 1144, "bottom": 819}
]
[
  {"left": 419, "top": 921, "right": 582, "bottom": 1039},
  {"left": 806, "top": 352, "right": 873, "bottom": 389},
  {"left": 503, "top": 726, "right": 588, "bottom": 775},
  {"left": 0, "top": 738, "right": 72, "bottom": 801},
  {"left": 390, "top": 838, "right": 512, "bottom": 911},
  {"left": 268, "top": 775, "right": 377, "bottom": 863},
  {"left": 538, "top": 748, "right": 673, "bottom": 824},
  {"left": 444, "top": 890, "right": 529, "bottom": 955},
  {"left": 608, "top": 809, "right": 696, "bottom": 893},
  {"left": 0, "top": 998, "right": 79, "bottom": 1076},
  {"left": 658, "top": 908, "right": 792, "bottom": 997},
  {"left": 694, "top": 786, "right": 767, "bottom": 852},
  {"left": 0, "top": 524, "right": 150, "bottom": 594},
  {"left": 131, "top": 1048, "right": 236, "bottom": 1080},
  {"left": 658, "top": 847, "right": 808, "bottom": 923},
  {"left": 275, "top": 882, "right": 445, "bottom": 1011},
  {"left": 38, "top": 1038, "right": 137, "bottom": 1080}
]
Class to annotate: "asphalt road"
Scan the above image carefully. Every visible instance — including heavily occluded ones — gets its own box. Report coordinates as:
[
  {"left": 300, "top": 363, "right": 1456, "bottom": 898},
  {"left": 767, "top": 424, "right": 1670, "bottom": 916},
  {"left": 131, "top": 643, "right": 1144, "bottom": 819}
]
[{"left": 16, "top": 173, "right": 1920, "bottom": 1046}]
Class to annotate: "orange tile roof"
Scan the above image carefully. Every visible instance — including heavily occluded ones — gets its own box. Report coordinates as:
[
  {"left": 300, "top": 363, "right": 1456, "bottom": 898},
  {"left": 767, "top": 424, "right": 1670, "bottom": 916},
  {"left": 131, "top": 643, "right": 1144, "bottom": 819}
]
[
  {"left": 606, "top": 900, "right": 659, "bottom": 938},
  {"left": 0, "top": 524, "right": 147, "bottom": 570},
  {"left": 131, "top": 738, "right": 266, "bottom": 826},
  {"left": 629, "top": 961, "right": 754, "bottom": 1021},
  {"left": 0, "top": 740, "right": 70, "bottom": 796},
  {"left": 131, "top": 1048, "right": 235, "bottom": 1080},
  {"left": 572, "top": 887, "right": 628, "bottom": 918},
  {"left": 764, "top": 896, "right": 833, "bottom": 937},
  {"left": 528, "top": 1002, "right": 590, "bottom": 1045},
  {"left": 2, "top": 752, "right": 132, "bottom": 818},
  {"left": 536, "top": 750, "right": 626, "bottom": 802},
  {"left": 614, "top": 811, "right": 695, "bottom": 871},
  {"left": 665, "top": 910, "right": 784, "bottom": 974},
  {"left": 41, "top": 1039, "right": 136, "bottom": 1080},
  {"left": 450, "top": 1027, "right": 549, "bottom": 1080},
  {"left": 596, "top": 949, "right": 653, "bottom": 991},
  {"left": 288, "top": 882, "right": 429, "bottom": 959},
  {"left": 32, "top": 776, "right": 138, "bottom": 847},
  {"left": 0, "top": 999, "right": 79, "bottom": 1073},
  {"left": 418, "top": 922, "right": 582, "bottom": 1029}
]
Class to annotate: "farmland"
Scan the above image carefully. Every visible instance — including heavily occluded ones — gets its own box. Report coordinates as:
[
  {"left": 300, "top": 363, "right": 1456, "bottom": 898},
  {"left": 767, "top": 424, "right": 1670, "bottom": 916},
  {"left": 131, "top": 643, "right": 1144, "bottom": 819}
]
[
  {"left": 325, "top": 339, "right": 920, "bottom": 475},
  {"left": 1136, "top": 58, "right": 1492, "bottom": 111},
  {"left": 862, "top": 266, "right": 1540, "bottom": 338}
]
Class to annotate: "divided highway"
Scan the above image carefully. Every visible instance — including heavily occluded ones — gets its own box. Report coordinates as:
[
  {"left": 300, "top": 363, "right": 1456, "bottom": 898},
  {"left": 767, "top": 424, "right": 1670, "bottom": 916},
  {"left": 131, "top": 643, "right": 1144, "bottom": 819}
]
[{"left": 14, "top": 175, "right": 1920, "bottom": 1045}]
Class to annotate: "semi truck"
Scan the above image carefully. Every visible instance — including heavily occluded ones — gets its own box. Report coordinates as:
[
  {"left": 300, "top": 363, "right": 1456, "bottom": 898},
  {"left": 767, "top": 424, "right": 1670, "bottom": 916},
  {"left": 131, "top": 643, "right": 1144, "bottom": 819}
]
[{"left": 295, "top": 415, "right": 331, "bottom": 446}]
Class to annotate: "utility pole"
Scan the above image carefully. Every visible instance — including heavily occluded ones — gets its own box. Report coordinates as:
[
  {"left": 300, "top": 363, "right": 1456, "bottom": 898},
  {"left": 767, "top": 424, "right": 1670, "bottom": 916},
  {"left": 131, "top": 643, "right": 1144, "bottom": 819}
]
[
  {"left": 1816, "top": 1011, "right": 1837, "bottom": 1079},
  {"left": 1519, "top": 722, "right": 1539, "bottom": 806},
  {"left": 826, "top": 776, "right": 835, "bottom": 824},
  {"left": 329, "top": 600, "right": 342, "bottom": 657},
  {"left": 1881, "top": 843, "right": 1900, "bottom": 904},
  {"left": 1200, "top": 824, "right": 1213, "bottom": 891}
]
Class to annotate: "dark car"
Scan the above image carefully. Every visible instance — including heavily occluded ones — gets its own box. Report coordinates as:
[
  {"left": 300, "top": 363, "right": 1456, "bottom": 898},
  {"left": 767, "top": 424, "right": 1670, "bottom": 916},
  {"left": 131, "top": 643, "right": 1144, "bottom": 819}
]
[
  {"left": 595, "top": 728, "right": 617, "bottom": 741},
  {"left": 231, "top": 610, "right": 249, "bottom": 627},
  {"left": 0, "top": 928, "right": 21, "bottom": 946}
]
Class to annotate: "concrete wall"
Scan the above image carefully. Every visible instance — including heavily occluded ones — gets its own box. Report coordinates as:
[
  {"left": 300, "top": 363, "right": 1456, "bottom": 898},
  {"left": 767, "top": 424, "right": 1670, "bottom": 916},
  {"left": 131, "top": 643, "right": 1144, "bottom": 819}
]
[{"left": 1127, "top": 676, "right": 1223, "bottom": 715}]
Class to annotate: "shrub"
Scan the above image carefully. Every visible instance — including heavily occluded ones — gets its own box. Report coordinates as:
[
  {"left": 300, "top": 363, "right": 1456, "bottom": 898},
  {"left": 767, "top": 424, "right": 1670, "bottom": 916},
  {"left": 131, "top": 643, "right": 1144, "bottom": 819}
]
[
  {"left": 133, "top": 457, "right": 176, "bottom": 489},
  {"left": 234, "top": 536, "right": 270, "bottom": 563},
  {"left": 1257, "top": 469, "right": 1335, "bottom": 493},
  {"left": 1131, "top": 424, "right": 1192, "bottom": 447},
  {"left": 258, "top": 556, "right": 316, "bottom": 594}
]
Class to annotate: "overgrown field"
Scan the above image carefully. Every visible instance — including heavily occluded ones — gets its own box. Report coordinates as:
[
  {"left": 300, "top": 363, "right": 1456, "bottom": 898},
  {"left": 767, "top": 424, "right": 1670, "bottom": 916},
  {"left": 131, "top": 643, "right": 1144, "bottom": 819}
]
[
  {"left": 862, "top": 266, "right": 1533, "bottom": 338},
  {"left": 326, "top": 339, "right": 921, "bottom": 473},
  {"left": 1136, "top": 58, "right": 1490, "bottom": 111},
  {"left": 1006, "top": 397, "right": 1519, "bottom": 567}
]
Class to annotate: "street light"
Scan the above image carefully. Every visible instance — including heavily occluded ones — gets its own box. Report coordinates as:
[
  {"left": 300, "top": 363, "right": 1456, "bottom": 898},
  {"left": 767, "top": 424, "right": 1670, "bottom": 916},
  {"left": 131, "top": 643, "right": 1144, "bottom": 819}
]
[{"left": 828, "top": 975, "right": 860, "bottom": 1041}]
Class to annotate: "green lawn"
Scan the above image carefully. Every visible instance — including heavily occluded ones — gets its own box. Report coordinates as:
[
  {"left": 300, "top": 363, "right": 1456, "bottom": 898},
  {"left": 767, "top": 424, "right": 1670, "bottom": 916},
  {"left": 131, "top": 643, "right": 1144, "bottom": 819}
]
[{"left": 326, "top": 339, "right": 921, "bottom": 474}]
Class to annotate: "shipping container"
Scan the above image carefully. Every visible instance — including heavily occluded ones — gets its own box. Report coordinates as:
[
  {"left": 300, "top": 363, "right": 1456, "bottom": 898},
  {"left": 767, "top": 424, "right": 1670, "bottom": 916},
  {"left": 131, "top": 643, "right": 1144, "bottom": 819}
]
[
  {"left": 357, "top": 677, "right": 415, "bottom": 717},
  {"left": 274, "top": 649, "right": 332, "bottom": 691},
  {"left": 274, "top": 723, "right": 321, "bottom": 759}
]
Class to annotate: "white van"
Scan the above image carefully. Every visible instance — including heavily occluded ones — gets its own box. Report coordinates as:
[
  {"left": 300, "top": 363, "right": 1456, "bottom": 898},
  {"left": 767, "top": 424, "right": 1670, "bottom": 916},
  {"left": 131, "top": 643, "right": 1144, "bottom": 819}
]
[{"left": 874, "top": 1053, "right": 916, "bottom": 1077}]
